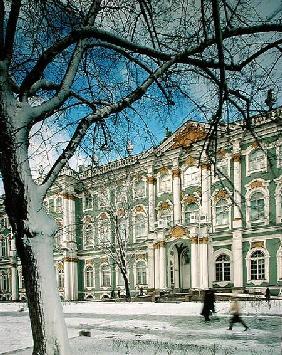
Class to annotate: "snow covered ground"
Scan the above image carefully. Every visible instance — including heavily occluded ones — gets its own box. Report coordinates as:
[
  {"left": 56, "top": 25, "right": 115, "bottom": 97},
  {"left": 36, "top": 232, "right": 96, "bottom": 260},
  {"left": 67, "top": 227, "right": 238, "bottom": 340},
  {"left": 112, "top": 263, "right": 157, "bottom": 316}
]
[{"left": 0, "top": 300, "right": 281, "bottom": 354}]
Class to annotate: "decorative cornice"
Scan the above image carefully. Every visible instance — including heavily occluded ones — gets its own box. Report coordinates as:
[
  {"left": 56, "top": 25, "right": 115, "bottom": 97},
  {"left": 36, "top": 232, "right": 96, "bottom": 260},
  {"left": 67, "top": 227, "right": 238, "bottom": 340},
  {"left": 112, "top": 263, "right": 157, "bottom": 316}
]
[
  {"left": 64, "top": 257, "right": 78, "bottom": 263},
  {"left": 172, "top": 123, "right": 206, "bottom": 149},
  {"left": 159, "top": 240, "right": 166, "bottom": 247},
  {"left": 172, "top": 168, "right": 181, "bottom": 178},
  {"left": 198, "top": 237, "right": 209, "bottom": 244},
  {"left": 159, "top": 166, "right": 169, "bottom": 175}
]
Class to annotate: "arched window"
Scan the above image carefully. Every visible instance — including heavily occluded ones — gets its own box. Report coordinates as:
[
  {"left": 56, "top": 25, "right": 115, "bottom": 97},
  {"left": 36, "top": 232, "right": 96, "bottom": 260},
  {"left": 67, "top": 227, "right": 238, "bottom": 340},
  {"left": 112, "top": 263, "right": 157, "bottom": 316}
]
[
  {"left": 57, "top": 263, "right": 64, "bottom": 289},
  {"left": 183, "top": 166, "right": 200, "bottom": 187},
  {"left": 54, "top": 228, "right": 63, "bottom": 250},
  {"left": 250, "top": 191, "right": 265, "bottom": 222},
  {"left": 159, "top": 173, "right": 171, "bottom": 193},
  {"left": 215, "top": 199, "right": 229, "bottom": 226},
  {"left": 135, "top": 214, "right": 146, "bottom": 240},
  {"left": 250, "top": 250, "right": 265, "bottom": 280},
  {"left": 84, "top": 193, "right": 93, "bottom": 210},
  {"left": 98, "top": 218, "right": 110, "bottom": 244},
  {"left": 215, "top": 254, "right": 231, "bottom": 282},
  {"left": 48, "top": 198, "right": 55, "bottom": 213},
  {"left": 56, "top": 197, "right": 62, "bottom": 212},
  {"left": 84, "top": 224, "right": 94, "bottom": 248},
  {"left": 136, "top": 260, "right": 147, "bottom": 285},
  {"left": 101, "top": 264, "right": 111, "bottom": 287},
  {"left": 184, "top": 203, "right": 199, "bottom": 225},
  {"left": 249, "top": 149, "right": 266, "bottom": 173},
  {"left": 85, "top": 265, "right": 94, "bottom": 288},
  {"left": 158, "top": 206, "right": 172, "bottom": 228}
]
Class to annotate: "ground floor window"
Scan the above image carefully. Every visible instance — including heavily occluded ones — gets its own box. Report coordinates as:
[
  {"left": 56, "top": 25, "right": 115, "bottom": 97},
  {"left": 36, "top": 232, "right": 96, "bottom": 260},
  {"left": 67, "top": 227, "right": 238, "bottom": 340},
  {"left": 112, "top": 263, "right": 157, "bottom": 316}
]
[
  {"left": 101, "top": 265, "right": 111, "bottom": 287},
  {"left": 250, "top": 250, "right": 265, "bottom": 280},
  {"left": 136, "top": 261, "right": 147, "bottom": 285},
  {"left": 85, "top": 266, "right": 94, "bottom": 288},
  {"left": 215, "top": 254, "right": 231, "bottom": 281}
]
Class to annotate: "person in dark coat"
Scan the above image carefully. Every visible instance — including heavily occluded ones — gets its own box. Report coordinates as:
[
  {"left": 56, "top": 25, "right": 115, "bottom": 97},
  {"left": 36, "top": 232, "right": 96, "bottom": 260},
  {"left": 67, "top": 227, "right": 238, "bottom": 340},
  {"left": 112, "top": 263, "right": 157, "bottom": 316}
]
[
  {"left": 201, "top": 289, "right": 215, "bottom": 321},
  {"left": 265, "top": 287, "right": 270, "bottom": 302}
]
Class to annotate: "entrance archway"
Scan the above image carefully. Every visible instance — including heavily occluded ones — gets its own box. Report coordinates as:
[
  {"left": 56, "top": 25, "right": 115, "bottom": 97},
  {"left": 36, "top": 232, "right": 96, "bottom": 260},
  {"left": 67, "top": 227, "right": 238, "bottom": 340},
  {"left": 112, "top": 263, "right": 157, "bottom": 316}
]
[{"left": 168, "top": 242, "right": 190, "bottom": 290}]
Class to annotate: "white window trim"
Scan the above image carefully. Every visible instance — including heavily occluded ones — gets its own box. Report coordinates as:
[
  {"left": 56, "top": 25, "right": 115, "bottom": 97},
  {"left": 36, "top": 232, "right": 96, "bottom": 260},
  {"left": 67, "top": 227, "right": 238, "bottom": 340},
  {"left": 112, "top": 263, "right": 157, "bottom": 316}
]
[
  {"left": 134, "top": 259, "right": 148, "bottom": 287},
  {"left": 83, "top": 223, "right": 94, "bottom": 249},
  {"left": 212, "top": 157, "right": 231, "bottom": 183},
  {"left": 98, "top": 188, "right": 110, "bottom": 209},
  {"left": 212, "top": 190, "right": 232, "bottom": 230},
  {"left": 97, "top": 213, "right": 111, "bottom": 244},
  {"left": 133, "top": 209, "right": 148, "bottom": 243},
  {"left": 182, "top": 165, "right": 200, "bottom": 188},
  {"left": 115, "top": 184, "right": 128, "bottom": 206},
  {"left": 100, "top": 263, "right": 111, "bottom": 288},
  {"left": 133, "top": 178, "right": 147, "bottom": 199},
  {"left": 277, "top": 246, "right": 282, "bottom": 281},
  {"left": 275, "top": 178, "right": 282, "bottom": 223},
  {"left": 213, "top": 248, "right": 233, "bottom": 286},
  {"left": 182, "top": 201, "right": 200, "bottom": 225},
  {"left": 83, "top": 192, "right": 93, "bottom": 211},
  {"left": 157, "top": 170, "right": 172, "bottom": 195},
  {"left": 156, "top": 200, "right": 173, "bottom": 228},
  {"left": 245, "top": 181, "right": 269, "bottom": 227},
  {"left": 245, "top": 146, "right": 267, "bottom": 176},
  {"left": 276, "top": 144, "right": 282, "bottom": 168},
  {"left": 84, "top": 263, "right": 95, "bottom": 289},
  {"left": 246, "top": 247, "right": 270, "bottom": 285}
]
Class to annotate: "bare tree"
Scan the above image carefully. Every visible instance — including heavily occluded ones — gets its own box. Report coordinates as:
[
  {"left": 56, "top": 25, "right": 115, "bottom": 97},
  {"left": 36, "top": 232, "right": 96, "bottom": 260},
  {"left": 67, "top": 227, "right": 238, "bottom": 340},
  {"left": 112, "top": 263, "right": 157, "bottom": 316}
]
[{"left": 0, "top": 0, "right": 281, "bottom": 353}]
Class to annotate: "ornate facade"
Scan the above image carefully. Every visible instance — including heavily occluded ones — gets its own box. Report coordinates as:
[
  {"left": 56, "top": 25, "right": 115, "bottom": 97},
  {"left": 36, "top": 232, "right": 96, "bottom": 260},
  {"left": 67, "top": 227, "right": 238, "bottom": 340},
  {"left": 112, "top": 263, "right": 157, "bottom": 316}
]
[{"left": 1, "top": 108, "right": 282, "bottom": 301}]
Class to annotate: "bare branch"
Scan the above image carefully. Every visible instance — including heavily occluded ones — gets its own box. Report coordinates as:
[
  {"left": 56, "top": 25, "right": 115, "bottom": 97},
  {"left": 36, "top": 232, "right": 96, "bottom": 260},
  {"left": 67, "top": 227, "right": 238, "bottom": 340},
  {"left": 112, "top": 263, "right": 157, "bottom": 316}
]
[{"left": 4, "top": 0, "right": 22, "bottom": 61}]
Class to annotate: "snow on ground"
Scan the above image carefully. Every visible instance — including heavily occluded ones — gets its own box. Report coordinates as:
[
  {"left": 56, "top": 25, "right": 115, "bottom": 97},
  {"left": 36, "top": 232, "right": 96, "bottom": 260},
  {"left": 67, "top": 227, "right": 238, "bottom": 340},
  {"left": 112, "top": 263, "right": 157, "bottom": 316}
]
[{"left": 0, "top": 300, "right": 281, "bottom": 354}]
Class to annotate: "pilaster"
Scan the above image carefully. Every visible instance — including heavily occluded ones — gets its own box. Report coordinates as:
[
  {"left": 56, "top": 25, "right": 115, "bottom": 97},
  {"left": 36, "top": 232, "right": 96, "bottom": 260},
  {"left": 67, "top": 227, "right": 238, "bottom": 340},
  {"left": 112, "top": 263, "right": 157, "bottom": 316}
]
[
  {"left": 147, "top": 166, "right": 156, "bottom": 231},
  {"left": 172, "top": 160, "right": 181, "bottom": 225}
]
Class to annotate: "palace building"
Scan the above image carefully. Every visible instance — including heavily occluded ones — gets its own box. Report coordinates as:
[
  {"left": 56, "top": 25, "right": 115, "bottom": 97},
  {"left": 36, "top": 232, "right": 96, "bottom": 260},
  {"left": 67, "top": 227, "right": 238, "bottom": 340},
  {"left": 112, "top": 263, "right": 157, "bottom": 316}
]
[{"left": 1, "top": 108, "right": 282, "bottom": 301}]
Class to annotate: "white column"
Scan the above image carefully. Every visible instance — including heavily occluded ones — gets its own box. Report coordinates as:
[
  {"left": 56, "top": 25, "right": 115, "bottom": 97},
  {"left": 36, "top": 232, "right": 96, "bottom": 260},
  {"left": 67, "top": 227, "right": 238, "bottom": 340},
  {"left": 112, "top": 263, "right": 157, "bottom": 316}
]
[
  {"left": 147, "top": 167, "right": 156, "bottom": 232},
  {"left": 190, "top": 228, "right": 199, "bottom": 288},
  {"left": 201, "top": 163, "right": 211, "bottom": 222},
  {"left": 172, "top": 165, "right": 182, "bottom": 225},
  {"left": 200, "top": 237, "right": 209, "bottom": 289},
  {"left": 232, "top": 141, "right": 242, "bottom": 228},
  {"left": 10, "top": 238, "right": 18, "bottom": 300},
  {"left": 154, "top": 243, "right": 160, "bottom": 289},
  {"left": 232, "top": 230, "right": 243, "bottom": 288},
  {"left": 159, "top": 241, "right": 166, "bottom": 289},
  {"left": 62, "top": 192, "right": 78, "bottom": 300},
  {"left": 147, "top": 244, "right": 155, "bottom": 289}
]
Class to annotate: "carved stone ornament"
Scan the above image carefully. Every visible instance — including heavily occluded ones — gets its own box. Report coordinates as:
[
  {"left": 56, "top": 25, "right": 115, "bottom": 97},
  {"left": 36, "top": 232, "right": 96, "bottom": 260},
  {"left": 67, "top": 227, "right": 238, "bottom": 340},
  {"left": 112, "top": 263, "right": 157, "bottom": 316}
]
[
  {"left": 135, "top": 205, "right": 145, "bottom": 213},
  {"left": 159, "top": 166, "right": 169, "bottom": 175},
  {"left": 100, "top": 256, "right": 108, "bottom": 263},
  {"left": 251, "top": 141, "right": 259, "bottom": 148},
  {"left": 185, "top": 155, "right": 196, "bottom": 167},
  {"left": 159, "top": 240, "right": 166, "bottom": 247},
  {"left": 217, "top": 148, "right": 226, "bottom": 158},
  {"left": 61, "top": 192, "right": 76, "bottom": 200},
  {"left": 200, "top": 163, "right": 211, "bottom": 170},
  {"left": 172, "top": 168, "right": 181, "bottom": 178},
  {"left": 214, "top": 189, "right": 228, "bottom": 202},
  {"left": 135, "top": 253, "right": 147, "bottom": 260},
  {"left": 64, "top": 257, "right": 78, "bottom": 263},
  {"left": 183, "top": 194, "right": 198, "bottom": 205},
  {"left": 172, "top": 123, "right": 206, "bottom": 149},
  {"left": 250, "top": 180, "right": 263, "bottom": 189},
  {"left": 83, "top": 215, "right": 93, "bottom": 223},
  {"left": 99, "top": 212, "right": 108, "bottom": 220},
  {"left": 190, "top": 236, "right": 198, "bottom": 244},
  {"left": 232, "top": 153, "right": 241, "bottom": 162},
  {"left": 57, "top": 262, "right": 64, "bottom": 270},
  {"left": 170, "top": 225, "right": 187, "bottom": 239},
  {"left": 160, "top": 201, "right": 171, "bottom": 210},
  {"left": 86, "top": 259, "right": 94, "bottom": 265},
  {"left": 251, "top": 241, "right": 264, "bottom": 249},
  {"left": 147, "top": 176, "right": 156, "bottom": 184},
  {"left": 116, "top": 208, "right": 125, "bottom": 217}
]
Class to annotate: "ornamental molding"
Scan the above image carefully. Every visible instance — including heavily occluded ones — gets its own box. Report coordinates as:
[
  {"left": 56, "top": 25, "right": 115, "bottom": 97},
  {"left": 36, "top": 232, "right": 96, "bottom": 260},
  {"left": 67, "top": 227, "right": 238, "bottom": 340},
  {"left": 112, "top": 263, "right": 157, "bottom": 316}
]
[
  {"left": 199, "top": 236, "right": 209, "bottom": 244},
  {"left": 135, "top": 205, "right": 145, "bottom": 213},
  {"left": 172, "top": 168, "right": 181, "bottom": 178},
  {"left": 99, "top": 212, "right": 109, "bottom": 220},
  {"left": 170, "top": 225, "right": 187, "bottom": 239},
  {"left": 251, "top": 141, "right": 259, "bottom": 148},
  {"left": 116, "top": 208, "right": 125, "bottom": 217},
  {"left": 184, "top": 155, "right": 196, "bottom": 167},
  {"left": 190, "top": 236, "right": 198, "bottom": 244},
  {"left": 217, "top": 148, "right": 226, "bottom": 158},
  {"left": 135, "top": 253, "right": 147, "bottom": 260},
  {"left": 214, "top": 189, "right": 229, "bottom": 202},
  {"left": 159, "top": 166, "right": 169, "bottom": 175},
  {"left": 200, "top": 163, "right": 211, "bottom": 170},
  {"left": 85, "top": 259, "right": 94, "bottom": 265},
  {"left": 158, "top": 201, "right": 171, "bottom": 210},
  {"left": 64, "top": 257, "right": 78, "bottom": 263},
  {"left": 251, "top": 241, "right": 264, "bottom": 249},
  {"left": 147, "top": 176, "right": 156, "bottom": 184},
  {"left": 61, "top": 192, "right": 76, "bottom": 200},
  {"left": 249, "top": 180, "right": 263, "bottom": 189},
  {"left": 83, "top": 215, "right": 93, "bottom": 224},
  {"left": 172, "top": 123, "right": 206, "bottom": 149},
  {"left": 100, "top": 256, "right": 109, "bottom": 263},
  {"left": 182, "top": 194, "right": 198, "bottom": 205},
  {"left": 232, "top": 153, "right": 241, "bottom": 162}
]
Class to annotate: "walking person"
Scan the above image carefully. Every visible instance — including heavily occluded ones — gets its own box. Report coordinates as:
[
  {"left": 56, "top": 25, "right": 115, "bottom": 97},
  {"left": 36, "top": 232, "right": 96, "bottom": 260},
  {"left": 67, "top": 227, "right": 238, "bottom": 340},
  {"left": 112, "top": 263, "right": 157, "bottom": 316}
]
[
  {"left": 265, "top": 287, "right": 270, "bottom": 302},
  {"left": 201, "top": 289, "right": 215, "bottom": 322},
  {"left": 228, "top": 296, "right": 249, "bottom": 331}
]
